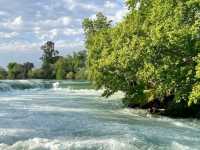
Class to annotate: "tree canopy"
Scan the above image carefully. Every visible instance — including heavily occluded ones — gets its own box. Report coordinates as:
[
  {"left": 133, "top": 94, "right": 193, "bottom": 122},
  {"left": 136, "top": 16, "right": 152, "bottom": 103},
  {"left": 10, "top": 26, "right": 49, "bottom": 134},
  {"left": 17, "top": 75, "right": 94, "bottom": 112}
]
[
  {"left": 0, "top": 67, "right": 7, "bottom": 79},
  {"left": 83, "top": 0, "right": 200, "bottom": 116}
]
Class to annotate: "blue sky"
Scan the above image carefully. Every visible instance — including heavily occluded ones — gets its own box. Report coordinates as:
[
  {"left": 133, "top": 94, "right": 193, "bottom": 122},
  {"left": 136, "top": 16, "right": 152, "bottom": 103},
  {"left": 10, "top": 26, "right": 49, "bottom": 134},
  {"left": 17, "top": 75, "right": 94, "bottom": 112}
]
[{"left": 0, "top": 0, "right": 128, "bottom": 68}]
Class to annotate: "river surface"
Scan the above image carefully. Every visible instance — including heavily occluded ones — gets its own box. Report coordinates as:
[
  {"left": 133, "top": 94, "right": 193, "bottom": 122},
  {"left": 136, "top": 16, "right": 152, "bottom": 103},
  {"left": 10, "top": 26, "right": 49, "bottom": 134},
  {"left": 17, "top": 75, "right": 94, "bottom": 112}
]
[{"left": 0, "top": 80, "right": 200, "bottom": 150}]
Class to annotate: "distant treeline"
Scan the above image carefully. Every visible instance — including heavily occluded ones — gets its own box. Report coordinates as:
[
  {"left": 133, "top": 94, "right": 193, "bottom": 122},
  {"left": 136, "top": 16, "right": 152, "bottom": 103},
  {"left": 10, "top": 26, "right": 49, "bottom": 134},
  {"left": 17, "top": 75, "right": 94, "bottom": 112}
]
[
  {"left": 0, "top": 41, "right": 87, "bottom": 80},
  {"left": 82, "top": 1, "right": 200, "bottom": 117}
]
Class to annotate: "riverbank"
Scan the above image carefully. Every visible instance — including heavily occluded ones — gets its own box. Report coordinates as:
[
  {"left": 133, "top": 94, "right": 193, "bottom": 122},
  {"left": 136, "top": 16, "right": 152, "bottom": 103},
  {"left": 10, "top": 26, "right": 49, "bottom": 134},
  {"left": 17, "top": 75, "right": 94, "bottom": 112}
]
[{"left": 123, "top": 97, "right": 200, "bottom": 119}]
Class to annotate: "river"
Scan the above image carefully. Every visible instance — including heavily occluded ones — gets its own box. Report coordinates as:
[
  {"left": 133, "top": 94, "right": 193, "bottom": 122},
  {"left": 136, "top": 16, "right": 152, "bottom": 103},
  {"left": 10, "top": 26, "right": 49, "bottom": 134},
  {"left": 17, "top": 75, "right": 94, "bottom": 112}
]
[{"left": 0, "top": 80, "right": 199, "bottom": 150}]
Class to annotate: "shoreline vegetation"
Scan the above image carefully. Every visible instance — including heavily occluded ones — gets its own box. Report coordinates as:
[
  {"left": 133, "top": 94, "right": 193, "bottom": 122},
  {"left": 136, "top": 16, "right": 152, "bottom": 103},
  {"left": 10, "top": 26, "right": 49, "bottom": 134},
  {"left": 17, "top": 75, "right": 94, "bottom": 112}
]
[
  {"left": 82, "top": 0, "right": 200, "bottom": 118},
  {"left": 1, "top": 0, "right": 200, "bottom": 118},
  {"left": 0, "top": 41, "right": 88, "bottom": 81}
]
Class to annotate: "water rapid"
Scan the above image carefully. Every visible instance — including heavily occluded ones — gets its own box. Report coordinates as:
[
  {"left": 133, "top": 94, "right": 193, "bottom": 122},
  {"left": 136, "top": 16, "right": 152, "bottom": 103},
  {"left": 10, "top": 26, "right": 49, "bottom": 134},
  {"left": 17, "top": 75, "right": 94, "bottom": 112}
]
[{"left": 0, "top": 80, "right": 199, "bottom": 150}]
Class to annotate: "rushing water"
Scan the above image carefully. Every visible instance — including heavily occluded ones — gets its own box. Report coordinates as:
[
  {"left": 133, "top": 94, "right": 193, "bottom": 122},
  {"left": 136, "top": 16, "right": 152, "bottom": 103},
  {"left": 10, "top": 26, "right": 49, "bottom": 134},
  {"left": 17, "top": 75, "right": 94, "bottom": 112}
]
[{"left": 0, "top": 80, "right": 200, "bottom": 150}]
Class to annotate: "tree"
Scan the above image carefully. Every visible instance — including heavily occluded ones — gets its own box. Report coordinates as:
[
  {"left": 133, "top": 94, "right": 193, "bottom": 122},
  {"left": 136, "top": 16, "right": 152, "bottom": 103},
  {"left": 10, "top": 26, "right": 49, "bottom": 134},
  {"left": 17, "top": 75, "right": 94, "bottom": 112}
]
[
  {"left": 0, "top": 67, "right": 7, "bottom": 79},
  {"left": 7, "top": 62, "right": 34, "bottom": 79},
  {"left": 82, "top": 12, "right": 112, "bottom": 83},
  {"left": 73, "top": 50, "right": 87, "bottom": 72},
  {"left": 82, "top": 12, "right": 112, "bottom": 37},
  {"left": 7, "top": 63, "right": 24, "bottom": 79},
  {"left": 28, "top": 68, "right": 44, "bottom": 79},
  {"left": 23, "top": 62, "right": 34, "bottom": 78},
  {"left": 40, "top": 41, "right": 59, "bottom": 79},
  {"left": 55, "top": 58, "right": 67, "bottom": 80},
  {"left": 189, "top": 54, "right": 200, "bottom": 105},
  {"left": 41, "top": 41, "right": 59, "bottom": 64},
  {"left": 83, "top": 0, "right": 200, "bottom": 113}
]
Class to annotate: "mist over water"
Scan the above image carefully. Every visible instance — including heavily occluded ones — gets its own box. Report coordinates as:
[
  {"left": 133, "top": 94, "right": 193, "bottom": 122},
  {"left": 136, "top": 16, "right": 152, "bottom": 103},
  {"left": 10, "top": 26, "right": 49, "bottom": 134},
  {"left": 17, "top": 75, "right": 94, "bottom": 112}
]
[{"left": 0, "top": 80, "right": 200, "bottom": 150}]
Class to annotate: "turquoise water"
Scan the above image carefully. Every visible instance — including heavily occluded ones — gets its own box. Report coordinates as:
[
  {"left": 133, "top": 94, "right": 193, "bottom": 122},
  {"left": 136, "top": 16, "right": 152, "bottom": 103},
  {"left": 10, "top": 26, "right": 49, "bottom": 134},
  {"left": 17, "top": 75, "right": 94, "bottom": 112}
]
[{"left": 0, "top": 80, "right": 200, "bottom": 150}]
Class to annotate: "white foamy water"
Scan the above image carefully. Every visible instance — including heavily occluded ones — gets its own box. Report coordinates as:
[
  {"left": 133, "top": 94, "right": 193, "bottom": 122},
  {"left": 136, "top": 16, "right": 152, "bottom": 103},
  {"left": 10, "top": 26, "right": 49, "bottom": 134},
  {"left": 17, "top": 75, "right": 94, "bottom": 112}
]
[
  {"left": 0, "top": 128, "right": 34, "bottom": 137},
  {"left": 0, "top": 138, "right": 135, "bottom": 150},
  {"left": 0, "top": 80, "right": 200, "bottom": 150}
]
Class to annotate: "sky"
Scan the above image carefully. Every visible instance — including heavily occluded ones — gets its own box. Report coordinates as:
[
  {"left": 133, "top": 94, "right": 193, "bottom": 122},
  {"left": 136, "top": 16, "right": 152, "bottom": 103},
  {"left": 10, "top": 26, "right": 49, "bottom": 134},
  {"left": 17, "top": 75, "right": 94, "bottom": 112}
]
[{"left": 0, "top": 0, "right": 128, "bottom": 68}]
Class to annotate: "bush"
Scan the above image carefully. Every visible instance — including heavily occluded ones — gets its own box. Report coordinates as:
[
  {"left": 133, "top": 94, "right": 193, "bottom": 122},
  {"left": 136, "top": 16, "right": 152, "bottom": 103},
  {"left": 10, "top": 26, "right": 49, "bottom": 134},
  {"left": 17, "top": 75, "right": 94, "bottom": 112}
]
[
  {"left": 75, "top": 68, "right": 88, "bottom": 80},
  {"left": 0, "top": 67, "right": 7, "bottom": 79},
  {"left": 66, "top": 72, "right": 75, "bottom": 79}
]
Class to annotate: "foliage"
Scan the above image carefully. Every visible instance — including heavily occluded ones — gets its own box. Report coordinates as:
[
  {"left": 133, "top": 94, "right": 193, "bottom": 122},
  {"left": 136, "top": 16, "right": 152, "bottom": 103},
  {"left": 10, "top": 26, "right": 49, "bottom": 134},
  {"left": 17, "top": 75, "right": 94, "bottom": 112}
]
[
  {"left": 189, "top": 54, "right": 200, "bottom": 105},
  {"left": 7, "top": 62, "right": 33, "bottom": 79},
  {"left": 82, "top": 12, "right": 112, "bottom": 37},
  {"left": 0, "top": 67, "right": 7, "bottom": 79},
  {"left": 55, "top": 58, "right": 67, "bottom": 80},
  {"left": 41, "top": 41, "right": 59, "bottom": 64},
  {"left": 40, "top": 41, "right": 60, "bottom": 79},
  {"left": 55, "top": 50, "right": 87, "bottom": 80},
  {"left": 83, "top": 0, "right": 200, "bottom": 110},
  {"left": 2, "top": 41, "right": 87, "bottom": 80},
  {"left": 66, "top": 72, "right": 75, "bottom": 79},
  {"left": 75, "top": 68, "right": 88, "bottom": 80},
  {"left": 28, "top": 68, "right": 44, "bottom": 79},
  {"left": 23, "top": 62, "right": 34, "bottom": 78}
]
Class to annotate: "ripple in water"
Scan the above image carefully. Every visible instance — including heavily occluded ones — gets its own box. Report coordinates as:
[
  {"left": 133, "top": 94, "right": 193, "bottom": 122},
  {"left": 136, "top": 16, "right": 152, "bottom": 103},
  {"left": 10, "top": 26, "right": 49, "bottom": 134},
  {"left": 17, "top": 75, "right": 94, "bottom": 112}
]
[{"left": 0, "top": 80, "right": 200, "bottom": 150}]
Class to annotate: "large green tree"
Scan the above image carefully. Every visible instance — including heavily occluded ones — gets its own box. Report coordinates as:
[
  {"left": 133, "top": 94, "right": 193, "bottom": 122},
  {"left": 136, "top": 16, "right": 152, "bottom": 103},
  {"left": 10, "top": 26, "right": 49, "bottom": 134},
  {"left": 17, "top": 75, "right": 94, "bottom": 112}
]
[{"left": 83, "top": 0, "right": 200, "bottom": 111}]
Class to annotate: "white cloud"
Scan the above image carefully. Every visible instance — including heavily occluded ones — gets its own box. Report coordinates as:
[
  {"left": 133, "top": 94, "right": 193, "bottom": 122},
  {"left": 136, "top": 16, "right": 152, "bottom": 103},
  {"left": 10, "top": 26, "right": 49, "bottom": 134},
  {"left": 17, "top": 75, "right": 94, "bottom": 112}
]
[
  {"left": 0, "top": 0, "right": 128, "bottom": 67},
  {"left": 56, "top": 39, "right": 84, "bottom": 51},
  {"left": 62, "top": 0, "right": 76, "bottom": 10},
  {"left": 62, "top": 0, "right": 101, "bottom": 12},
  {"left": 1, "top": 16, "right": 24, "bottom": 30},
  {"left": 0, "top": 41, "right": 40, "bottom": 52},
  {"left": 9, "top": 16, "right": 23, "bottom": 29},
  {"left": 62, "top": 17, "right": 71, "bottom": 25},
  {"left": 80, "top": 3, "right": 100, "bottom": 12},
  {"left": 0, "top": 11, "right": 7, "bottom": 16},
  {"left": 34, "top": 26, "right": 83, "bottom": 42},
  {"left": 50, "top": 29, "right": 58, "bottom": 39},
  {"left": 0, "top": 32, "right": 18, "bottom": 38},
  {"left": 109, "top": 8, "right": 129, "bottom": 22},
  {"left": 89, "top": 14, "right": 97, "bottom": 20},
  {"left": 12, "top": 16, "right": 23, "bottom": 26},
  {"left": 34, "top": 28, "right": 58, "bottom": 40},
  {"left": 35, "top": 16, "right": 71, "bottom": 29},
  {"left": 63, "top": 28, "right": 83, "bottom": 36},
  {"left": 104, "top": 1, "right": 116, "bottom": 9}
]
